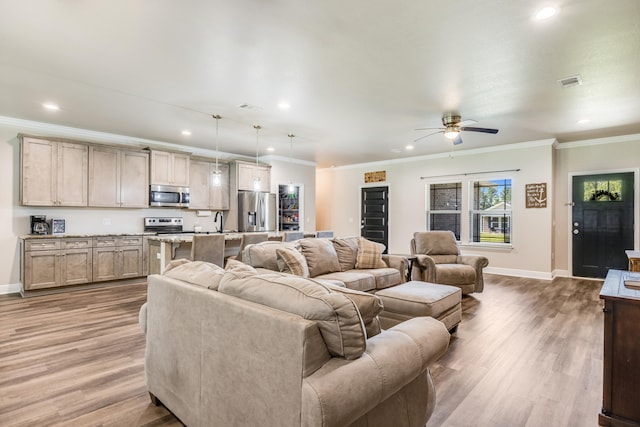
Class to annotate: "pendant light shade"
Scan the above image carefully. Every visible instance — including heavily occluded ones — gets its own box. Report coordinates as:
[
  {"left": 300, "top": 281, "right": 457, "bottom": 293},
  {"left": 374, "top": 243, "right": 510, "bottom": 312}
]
[
  {"left": 287, "top": 133, "right": 295, "bottom": 195},
  {"left": 253, "top": 124, "right": 262, "bottom": 191},
  {"left": 212, "top": 114, "right": 222, "bottom": 187}
]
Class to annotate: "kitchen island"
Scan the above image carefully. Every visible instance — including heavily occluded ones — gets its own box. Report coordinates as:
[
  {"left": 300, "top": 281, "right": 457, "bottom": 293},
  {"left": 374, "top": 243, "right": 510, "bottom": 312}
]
[{"left": 147, "top": 231, "right": 285, "bottom": 274}]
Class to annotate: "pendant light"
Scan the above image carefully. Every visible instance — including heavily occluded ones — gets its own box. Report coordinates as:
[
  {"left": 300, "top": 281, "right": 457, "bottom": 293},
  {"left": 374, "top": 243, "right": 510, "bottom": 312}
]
[
  {"left": 253, "top": 124, "right": 262, "bottom": 191},
  {"left": 212, "top": 114, "right": 222, "bottom": 186},
  {"left": 287, "top": 133, "right": 296, "bottom": 195}
]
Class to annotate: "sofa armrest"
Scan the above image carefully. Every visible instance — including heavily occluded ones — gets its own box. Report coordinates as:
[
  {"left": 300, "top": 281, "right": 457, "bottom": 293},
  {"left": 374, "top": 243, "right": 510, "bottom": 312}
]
[
  {"left": 382, "top": 254, "right": 409, "bottom": 283},
  {"left": 457, "top": 254, "right": 489, "bottom": 292},
  {"left": 302, "top": 316, "right": 449, "bottom": 427},
  {"left": 413, "top": 254, "right": 437, "bottom": 281}
]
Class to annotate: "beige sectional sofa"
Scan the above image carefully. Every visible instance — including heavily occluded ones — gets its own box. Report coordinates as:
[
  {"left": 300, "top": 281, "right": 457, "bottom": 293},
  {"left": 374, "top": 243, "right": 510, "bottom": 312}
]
[
  {"left": 241, "top": 236, "right": 408, "bottom": 292},
  {"left": 140, "top": 260, "right": 450, "bottom": 427}
]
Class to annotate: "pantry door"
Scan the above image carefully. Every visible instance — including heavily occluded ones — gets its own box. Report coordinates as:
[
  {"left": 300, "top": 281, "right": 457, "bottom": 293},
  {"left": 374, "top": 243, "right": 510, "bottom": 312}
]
[{"left": 361, "top": 186, "right": 389, "bottom": 253}]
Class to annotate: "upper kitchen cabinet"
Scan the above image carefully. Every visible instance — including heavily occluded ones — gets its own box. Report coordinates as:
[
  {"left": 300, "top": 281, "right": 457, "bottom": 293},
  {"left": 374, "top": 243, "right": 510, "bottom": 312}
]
[
  {"left": 21, "top": 136, "right": 88, "bottom": 206},
  {"left": 150, "top": 150, "right": 190, "bottom": 186},
  {"left": 88, "top": 146, "right": 149, "bottom": 208},
  {"left": 235, "top": 161, "right": 271, "bottom": 191},
  {"left": 189, "top": 160, "right": 230, "bottom": 210}
]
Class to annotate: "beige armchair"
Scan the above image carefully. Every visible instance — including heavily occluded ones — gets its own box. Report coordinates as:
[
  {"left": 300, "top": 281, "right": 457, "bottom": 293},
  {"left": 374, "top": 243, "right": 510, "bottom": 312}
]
[{"left": 410, "top": 231, "right": 488, "bottom": 294}]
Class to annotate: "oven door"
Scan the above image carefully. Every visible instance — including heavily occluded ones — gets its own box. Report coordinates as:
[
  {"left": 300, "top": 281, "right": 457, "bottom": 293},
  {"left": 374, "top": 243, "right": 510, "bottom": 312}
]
[{"left": 149, "top": 185, "right": 190, "bottom": 207}]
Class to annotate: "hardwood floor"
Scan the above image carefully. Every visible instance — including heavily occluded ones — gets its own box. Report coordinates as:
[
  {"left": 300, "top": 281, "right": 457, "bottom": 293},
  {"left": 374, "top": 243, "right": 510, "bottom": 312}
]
[{"left": 0, "top": 274, "right": 605, "bottom": 426}]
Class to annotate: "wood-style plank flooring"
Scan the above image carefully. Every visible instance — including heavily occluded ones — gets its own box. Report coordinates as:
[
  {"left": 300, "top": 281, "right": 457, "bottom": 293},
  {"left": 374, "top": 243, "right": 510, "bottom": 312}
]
[{"left": 0, "top": 274, "right": 604, "bottom": 426}]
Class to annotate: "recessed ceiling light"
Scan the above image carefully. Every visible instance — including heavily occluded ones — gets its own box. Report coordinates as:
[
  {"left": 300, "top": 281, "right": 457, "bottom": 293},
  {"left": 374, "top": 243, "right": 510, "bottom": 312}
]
[
  {"left": 278, "top": 102, "right": 290, "bottom": 110},
  {"left": 181, "top": 130, "right": 192, "bottom": 136},
  {"left": 535, "top": 6, "right": 558, "bottom": 20},
  {"left": 577, "top": 118, "right": 591, "bottom": 124},
  {"left": 42, "top": 102, "right": 60, "bottom": 111},
  {"left": 405, "top": 145, "right": 414, "bottom": 150},
  {"left": 267, "top": 147, "right": 275, "bottom": 152}
]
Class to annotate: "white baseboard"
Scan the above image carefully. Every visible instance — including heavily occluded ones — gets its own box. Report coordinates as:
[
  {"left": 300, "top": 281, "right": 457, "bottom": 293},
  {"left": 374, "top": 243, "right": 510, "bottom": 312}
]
[
  {"left": 0, "top": 283, "right": 22, "bottom": 295},
  {"left": 484, "top": 267, "right": 553, "bottom": 280}
]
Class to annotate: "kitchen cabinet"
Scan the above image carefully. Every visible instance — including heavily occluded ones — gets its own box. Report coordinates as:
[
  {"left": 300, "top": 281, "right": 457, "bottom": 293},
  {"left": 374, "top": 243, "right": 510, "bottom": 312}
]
[
  {"left": 189, "top": 160, "right": 230, "bottom": 210},
  {"left": 150, "top": 150, "right": 190, "bottom": 186},
  {"left": 92, "top": 236, "right": 144, "bottom": 282},
  {"left": 88, "top": 146, "right": 149, "bottom": 208},
  {"left": 21, "top": 137, "right": 88, "bottom": 206},
  {"left": 237, "top": 162, "right": 271, "bottom": 191},
  {"left": 23, "top": 238, "right": 93, "bottom": 290}
]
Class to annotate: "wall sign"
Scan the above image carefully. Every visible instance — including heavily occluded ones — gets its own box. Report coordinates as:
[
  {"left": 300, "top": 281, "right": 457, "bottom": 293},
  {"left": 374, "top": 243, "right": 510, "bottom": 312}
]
[
  {"left": 364, "top": 171, "right": 386, "bottom": 183},
  {"left": 526, "top": 183, "right": 547, "bottom": 208}
]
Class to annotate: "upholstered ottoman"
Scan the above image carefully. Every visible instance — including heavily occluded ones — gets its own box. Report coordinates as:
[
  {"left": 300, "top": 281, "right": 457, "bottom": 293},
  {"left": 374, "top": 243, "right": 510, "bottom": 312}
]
[{"left": 375, "top": 281, "right": 462, "bottom": 332}]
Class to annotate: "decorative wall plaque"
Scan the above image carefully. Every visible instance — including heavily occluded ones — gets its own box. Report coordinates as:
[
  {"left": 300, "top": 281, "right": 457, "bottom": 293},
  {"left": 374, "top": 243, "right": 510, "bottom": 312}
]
[
  {"left": 364, "top": 171, "right": 386, "bottom": 183},
  {"left": 526, "top": 183, "right": 547, "bottom": 208}
]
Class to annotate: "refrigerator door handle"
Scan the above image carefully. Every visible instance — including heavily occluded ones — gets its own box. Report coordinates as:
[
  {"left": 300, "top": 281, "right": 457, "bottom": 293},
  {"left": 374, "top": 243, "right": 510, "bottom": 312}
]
[{"left": 258, "top": 196, "right": 264, "bottom": 229}]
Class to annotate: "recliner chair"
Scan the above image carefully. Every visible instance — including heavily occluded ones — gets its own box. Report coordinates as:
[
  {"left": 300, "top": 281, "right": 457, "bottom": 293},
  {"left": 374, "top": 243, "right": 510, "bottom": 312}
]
[{"left": 410, "top": 231, "right": 489, "bottom": 294}]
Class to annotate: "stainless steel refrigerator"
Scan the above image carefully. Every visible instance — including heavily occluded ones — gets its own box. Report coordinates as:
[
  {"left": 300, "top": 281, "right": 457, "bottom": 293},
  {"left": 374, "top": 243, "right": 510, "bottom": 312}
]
[{"left": 238, "top": 191, "right": 277, "bottom": 232}]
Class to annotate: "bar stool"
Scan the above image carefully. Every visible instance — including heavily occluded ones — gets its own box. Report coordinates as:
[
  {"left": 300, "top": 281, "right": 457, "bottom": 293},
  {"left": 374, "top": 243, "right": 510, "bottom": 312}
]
[
  {"left": 191, "top": 234, "right": 226, "bottom": 267},
  {"left": 283, "top": 231, "right": 304, "bottom": 242},
  {"left": 316, "top": 230, "right": 334, "bottom": 238},
  {"left": 232, "top": 233, "right": 269, "bottom": 262}
]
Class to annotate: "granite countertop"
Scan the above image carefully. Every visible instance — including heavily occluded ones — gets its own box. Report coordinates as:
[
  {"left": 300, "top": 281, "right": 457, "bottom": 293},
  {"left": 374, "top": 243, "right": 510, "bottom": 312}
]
[{"left": 20, "top": 232, "right": 156, "bottom": 240}]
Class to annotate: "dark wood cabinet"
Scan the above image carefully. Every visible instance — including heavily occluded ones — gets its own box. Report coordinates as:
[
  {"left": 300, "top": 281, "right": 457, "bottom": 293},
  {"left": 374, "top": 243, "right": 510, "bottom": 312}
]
[{"left": 599, "top": 269, "right": 640, "bottom": 427}]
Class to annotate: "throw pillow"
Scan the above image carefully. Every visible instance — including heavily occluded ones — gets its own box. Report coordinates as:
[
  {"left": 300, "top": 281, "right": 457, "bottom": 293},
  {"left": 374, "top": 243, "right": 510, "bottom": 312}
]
[
  {"left": 163, "top": 260, "right": 225, "bottom": 290},
  {"left": 224, "top": 258, "right": 259, "bottom": 279},
  {"left": 332, "top": 236, "right": 359, "bottom": 271},
  {"left": 299, "top": 238, "right": 341, "bottom": 277},
  {"left": 355, "top": 237, "right": 387, "bottom": 269},
  {"left": 276, "top": 247, "right": 310, "bottom": 277},
  {"left": 324, "top": 282, "right": 384, "bottom": 338}
]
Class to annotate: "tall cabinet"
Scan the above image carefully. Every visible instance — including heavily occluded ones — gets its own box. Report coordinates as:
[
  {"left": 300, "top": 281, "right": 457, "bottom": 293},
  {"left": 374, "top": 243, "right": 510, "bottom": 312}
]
[{"left": 279, "top": 185, "right": 301, "bottom": 231}]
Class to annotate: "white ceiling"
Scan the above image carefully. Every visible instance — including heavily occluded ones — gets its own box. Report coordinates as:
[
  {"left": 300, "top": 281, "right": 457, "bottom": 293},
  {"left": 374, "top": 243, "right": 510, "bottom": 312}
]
[{"left": 1, "top": 0, "right": 639, "bottom": 168}]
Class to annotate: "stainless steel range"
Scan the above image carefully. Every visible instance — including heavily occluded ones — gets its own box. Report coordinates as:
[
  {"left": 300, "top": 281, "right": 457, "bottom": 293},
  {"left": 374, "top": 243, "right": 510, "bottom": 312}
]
[{"left": 144, "top": 217, "right": 185, "bottom": 234}]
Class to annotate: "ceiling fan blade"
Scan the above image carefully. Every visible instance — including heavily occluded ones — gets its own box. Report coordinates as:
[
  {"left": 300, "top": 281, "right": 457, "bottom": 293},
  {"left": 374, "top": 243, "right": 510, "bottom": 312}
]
[
  {"left": 452, "top": 135, "right": 463, "bottom": 145},
  {"left": 414, "top": 130, "right": 443, "bottom": 142},
  {"left": 460, "top": 126, "right": 499, "bottom": 134}
]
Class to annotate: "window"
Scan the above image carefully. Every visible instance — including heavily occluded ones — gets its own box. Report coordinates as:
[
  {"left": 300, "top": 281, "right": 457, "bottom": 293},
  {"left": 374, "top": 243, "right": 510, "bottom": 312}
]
[
  {"left": 427, "top": 182, "right": 462, "bottom": 240},
  {"left": 583, "top": 179, "right": 622, "bottom": 201},
  {"left": 470, "top": 178, "right": 512, "bottom": 244}
]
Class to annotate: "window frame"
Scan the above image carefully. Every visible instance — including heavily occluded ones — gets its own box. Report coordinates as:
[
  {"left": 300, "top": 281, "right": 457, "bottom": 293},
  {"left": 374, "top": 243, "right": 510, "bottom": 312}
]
[{"left": 468, "top": 177, "right": 513, "bottom": 246}]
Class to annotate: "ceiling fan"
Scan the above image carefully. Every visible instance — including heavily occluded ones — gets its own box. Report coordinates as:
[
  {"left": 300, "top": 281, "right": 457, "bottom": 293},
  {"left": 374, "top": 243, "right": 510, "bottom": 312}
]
[{"left": 414, "top": 113, "right": 499, "bottom": 145}]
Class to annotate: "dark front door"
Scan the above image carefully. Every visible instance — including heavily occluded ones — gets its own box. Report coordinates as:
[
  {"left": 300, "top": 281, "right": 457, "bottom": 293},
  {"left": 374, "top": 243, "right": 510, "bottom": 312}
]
[
  {"left": 572, "top": 172, "right": 634, "bottom": 278},
  {"left": 361, "top": 186, "right": 389, "bottom": 252}
]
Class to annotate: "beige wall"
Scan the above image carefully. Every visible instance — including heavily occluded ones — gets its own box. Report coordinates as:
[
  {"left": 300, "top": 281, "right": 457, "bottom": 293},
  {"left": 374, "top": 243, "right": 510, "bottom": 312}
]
[
  {"left": 317, "top": 141, "right": 557, "bottom": 278},
  {"left": 553, "top": 135, "right": 640, "bottom": 275},
  {"left": 0, "top": 120, "right": 317, "bottom": 290}
]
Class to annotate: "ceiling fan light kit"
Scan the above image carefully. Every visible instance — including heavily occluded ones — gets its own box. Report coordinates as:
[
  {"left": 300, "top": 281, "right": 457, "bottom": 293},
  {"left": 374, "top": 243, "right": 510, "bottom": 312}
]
[{"left": 414, "top": 112, "right": 499, "bottom": 145}]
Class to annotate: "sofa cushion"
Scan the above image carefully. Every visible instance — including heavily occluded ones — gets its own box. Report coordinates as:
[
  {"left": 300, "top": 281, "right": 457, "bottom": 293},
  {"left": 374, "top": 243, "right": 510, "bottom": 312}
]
[
  {"left": 352, "top": 267, "right": 401, "bottom": 290},
  {"left": 315, "top": 271, "right": 376, "bottom": 292},
  {"left": 224, "top": 258, "right": 260, "bottom": 278},
  {"left": 276, "top": 247, "right": 310, "bottom": 277},
  {"left": 218, "top": 270, "right": 367, "bottom": 359},
  {"left": 356, "top": 237, "right": 387, "bottom": 269},
  {"left": 299, "top": 238, "right": 341, "bottom": 277},
  {"left": 164, "top": 260, "right": 226, "bottom": 290},
  {"left": 332, "top": 236, "right": 359, "bottom": 271},
  {"left": 242, "top": 241, "right": 296, "bottom": 271}
]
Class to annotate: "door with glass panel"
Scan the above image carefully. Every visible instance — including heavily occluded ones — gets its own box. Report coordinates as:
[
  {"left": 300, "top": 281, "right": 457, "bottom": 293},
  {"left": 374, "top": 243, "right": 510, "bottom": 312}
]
[{"left": 572, "top": 173, "right": 634, "bottom": 278}]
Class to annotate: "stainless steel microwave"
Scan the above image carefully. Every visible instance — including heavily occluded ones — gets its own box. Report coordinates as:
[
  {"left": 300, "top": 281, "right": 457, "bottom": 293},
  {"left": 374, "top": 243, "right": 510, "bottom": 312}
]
[{"left": 149, "top": 184, "right": 190, "bottom": 208}]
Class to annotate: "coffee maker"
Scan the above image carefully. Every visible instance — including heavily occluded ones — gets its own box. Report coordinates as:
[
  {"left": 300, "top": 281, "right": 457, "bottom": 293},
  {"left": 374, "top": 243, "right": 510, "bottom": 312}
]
[{"left": 30, "top": 215, "right": 49, "bottom": 235}]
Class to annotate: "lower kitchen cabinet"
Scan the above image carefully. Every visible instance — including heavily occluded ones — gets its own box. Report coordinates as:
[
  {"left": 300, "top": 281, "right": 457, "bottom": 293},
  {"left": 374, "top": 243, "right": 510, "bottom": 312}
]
[
  {"left": 21, "top": 235, "right": 145, "bottom": 293},
  {"left": 93, "top": 236, "right": 143, "bottom": 282},
  {"left": 23, "top": 238, "right": 93, "bottom": 290}
]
